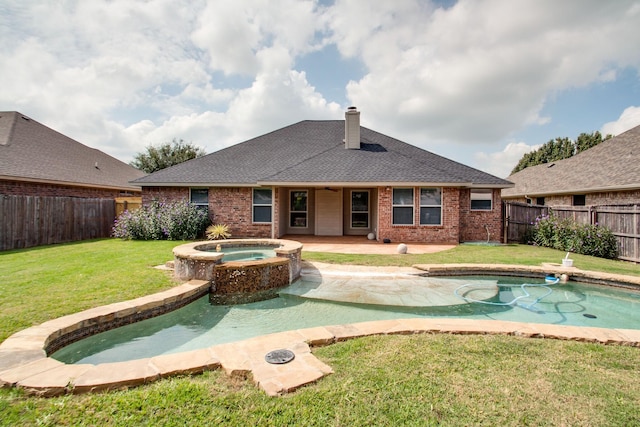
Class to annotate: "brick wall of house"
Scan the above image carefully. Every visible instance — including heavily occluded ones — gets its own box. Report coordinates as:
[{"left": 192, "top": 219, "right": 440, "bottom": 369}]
[
  {"left": 142, "top": 185, "right": 505, "bottom": 243},
  {"left": 141, "top": 187, "right": 189, "bottom": 204},
  {"left": 504, "top": 189, "right": 640, "bottom": 207},
  {"left": 585, "top": 190, "right": 640, "bottom": 205},
  {"left": 458, "top": 188, "right": 503, "bottom": 242},
  {"left": 0, "top": 180, "right": 134, "bottom": 198},
  {"left": 141, "top": 186, "right": 276, "bottom": 238},
  {"left": 209, "top": 188, "right": 271, "bottom": 238},
  {"left": 375, "top": 187, "right": 460, "bottom": 244}
]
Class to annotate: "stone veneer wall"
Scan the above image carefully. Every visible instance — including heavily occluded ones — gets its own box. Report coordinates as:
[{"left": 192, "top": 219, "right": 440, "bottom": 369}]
[
  {"left": 376, "top": 187, "right": 460, "bottom": 244},
  {"left": 210, "top": 258, "right": 290, "bottom": 304},
  {"left": 458, "top": 188, "right": 503, "bottom": 242},
  {"left": 172, "top": 239, "right": 303, "bottom": 305}
]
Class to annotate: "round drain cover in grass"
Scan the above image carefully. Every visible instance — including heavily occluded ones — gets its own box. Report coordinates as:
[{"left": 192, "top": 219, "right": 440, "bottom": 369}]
[{"left": 265, "top": 349, "right": 295, "bottom": 364}]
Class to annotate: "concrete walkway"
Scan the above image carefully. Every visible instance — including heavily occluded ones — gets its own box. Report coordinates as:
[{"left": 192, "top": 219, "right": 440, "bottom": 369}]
[{"left": 286, "top": 235, "right": 455, "bottom": 255}]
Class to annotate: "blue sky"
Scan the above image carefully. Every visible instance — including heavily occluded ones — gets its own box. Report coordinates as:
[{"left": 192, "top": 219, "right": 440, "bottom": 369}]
[{"left": 1, "top": 0, "right": 639, "bottom": 178}]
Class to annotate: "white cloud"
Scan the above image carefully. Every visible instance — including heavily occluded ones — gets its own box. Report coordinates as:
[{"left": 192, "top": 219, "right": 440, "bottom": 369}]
[
  {"left": 191, "top": 0, "right": 320, "bottom": 75},
  {"left": 1, "top": 0, "right": 639, "bottom": 170},
  {"left": 335, "top": 0, "right": 640, "bottom": 146},
  {"left": 601, "top": 106, "right": 640, "bottom": 136},
  {"left": 474, "top": 142, "right": 541, "bottom": 179}
]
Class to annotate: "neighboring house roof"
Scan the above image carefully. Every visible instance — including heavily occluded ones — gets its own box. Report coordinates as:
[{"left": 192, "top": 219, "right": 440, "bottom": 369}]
[
  {"left": 502, "top": 124, "right": 640, "bottom": 198},
  {"left": 133, "top": 120, "right": 512, "bottom": 188},
  {"left": 0, "top": 111, "right": 144, "bottom": 192}
]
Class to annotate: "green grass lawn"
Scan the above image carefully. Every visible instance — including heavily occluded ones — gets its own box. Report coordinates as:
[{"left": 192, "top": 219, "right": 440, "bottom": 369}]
[{"left": 1, "top": 239, "right": 639, "bottom": 426}]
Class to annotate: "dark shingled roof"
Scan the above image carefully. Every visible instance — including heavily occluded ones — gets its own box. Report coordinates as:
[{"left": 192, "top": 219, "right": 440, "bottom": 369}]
[
  {"left": 133, "top": 120, "right": 511, "bottom": 188},
  {"left": 0, "top": 112, "right": 144, "bottom": 191},
  {"left": 502, "top": 124, "right": 640, "bottom": 198}
]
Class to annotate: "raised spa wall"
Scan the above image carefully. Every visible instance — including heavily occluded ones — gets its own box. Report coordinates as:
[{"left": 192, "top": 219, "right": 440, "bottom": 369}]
[{"left": 172, "top": 239, "right": 303, "bottom": 304}]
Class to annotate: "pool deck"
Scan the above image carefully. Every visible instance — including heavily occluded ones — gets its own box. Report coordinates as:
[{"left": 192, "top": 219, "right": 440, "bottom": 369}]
[{"left": 2, "top": 247, "right": 640, "bottom": 397}]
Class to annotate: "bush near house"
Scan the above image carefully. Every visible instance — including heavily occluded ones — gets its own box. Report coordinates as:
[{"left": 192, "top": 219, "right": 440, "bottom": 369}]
[
  {"left": 112, "top": 200, "right": 209, "bottom": 240},
  {"left": 529, "top": 212, "right": 618, "bottom": 259}
]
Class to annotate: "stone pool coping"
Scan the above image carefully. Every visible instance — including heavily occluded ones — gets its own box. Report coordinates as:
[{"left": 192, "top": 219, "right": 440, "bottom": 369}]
[
  {"left": 172, "top": 238, "right": 303, "bottom": 261},
  {"left": 1, "top": 263, "right": 639, "bottom": 397}
]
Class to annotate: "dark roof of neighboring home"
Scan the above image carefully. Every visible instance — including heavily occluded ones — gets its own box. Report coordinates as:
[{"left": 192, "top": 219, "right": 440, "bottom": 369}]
[
  {"left": 0, "top": 112, "right": 144, "bottom": 192},
  {"left": 502, "top": 124, "right": 640, "bottom": 198},
  {"left": 133, "top": 120, "right": 512, "bottom": 188}
]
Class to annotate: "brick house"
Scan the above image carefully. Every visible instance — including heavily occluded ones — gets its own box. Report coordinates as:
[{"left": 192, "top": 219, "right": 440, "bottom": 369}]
[
  {"left": 0, "top": 111, "right": 144, "bottom": 198},
  {"left": 133, "top": 107, "right": 513, "bottom": 244},
  {"left": 501, "top": 124, "right": 640, "bottom": 207}
]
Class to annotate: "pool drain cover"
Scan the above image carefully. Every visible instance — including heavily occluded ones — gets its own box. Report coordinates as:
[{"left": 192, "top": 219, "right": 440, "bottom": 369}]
[
  {"left": 265, "top": 349, "right": 295, "bottom": 364},
  {"left": 583, "top": 313, "right": 597, "bottom": 319}
]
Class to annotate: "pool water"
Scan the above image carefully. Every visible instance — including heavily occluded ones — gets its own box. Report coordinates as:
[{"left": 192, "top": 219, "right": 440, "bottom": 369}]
[
  {"left": 205, "top": 246, "right": 277, "bottom": 261},
  {"left": 52, "top": 276, "right": 640, "bottom": 365},
  {"left": 222, "top": 249, "right": 276, "bottom": 261}
]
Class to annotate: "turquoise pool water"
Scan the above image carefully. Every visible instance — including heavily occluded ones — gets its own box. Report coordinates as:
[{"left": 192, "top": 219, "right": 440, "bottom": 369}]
[
  {"left": 52, "top": 276, "right": 640, "bottom": 364},
  {"left": 204, "top": 245, "right": 277, "bottom": 261}
]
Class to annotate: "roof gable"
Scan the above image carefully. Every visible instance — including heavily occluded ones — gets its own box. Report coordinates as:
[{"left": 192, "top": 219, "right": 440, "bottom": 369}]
[
  {"left": 0, "top": 112, "right": 144, "bottom": 191},
  {"left": 134, "top": 120, "right": 511, "bottom": 188},
  {"left": 502, "top": 124, "right": 640, "bottom": 197}
]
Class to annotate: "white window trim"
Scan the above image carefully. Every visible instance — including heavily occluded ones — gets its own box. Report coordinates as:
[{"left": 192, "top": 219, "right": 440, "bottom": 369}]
[
  {"left": 470, "top": 189, "right": 493, "bottom": 211},
  {"left": 392, "top": 187, "right": 415, "bottom": 226},
  {"left": 419, "top": 187, "right": 442, "bottom": 226},
  {"left": 252, "top": 188, "right": 273, "bottom": 224}
]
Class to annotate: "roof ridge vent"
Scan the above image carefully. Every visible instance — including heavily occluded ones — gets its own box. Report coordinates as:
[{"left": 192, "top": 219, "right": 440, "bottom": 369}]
[{"left": 344, "top": 106, "right": 360, "bottom": 150}]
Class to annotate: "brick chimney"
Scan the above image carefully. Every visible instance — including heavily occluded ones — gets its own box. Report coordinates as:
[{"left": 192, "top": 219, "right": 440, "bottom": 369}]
[{"left": 344, "top": 106, "right": 360, "bottom": 149}]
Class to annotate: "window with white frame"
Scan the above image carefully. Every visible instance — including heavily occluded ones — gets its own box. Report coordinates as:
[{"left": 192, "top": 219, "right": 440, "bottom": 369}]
[
  {"left": 470, "top": 189, "right": 493, "bottom": 210},
  {"left": 290, "top": 190, "right": 308, "bottom": 228},
  {"left": 420, "top": 188, "right": 442, "bottom": 225},
  {"left": 253, "top": 188, "right": 272, "bottom": 223},
  {"left": 392, "top": 188, "right": 414, "bottom": 225},
  {"left": 190, "top": 188, "right": 209, "bottom": 212}
]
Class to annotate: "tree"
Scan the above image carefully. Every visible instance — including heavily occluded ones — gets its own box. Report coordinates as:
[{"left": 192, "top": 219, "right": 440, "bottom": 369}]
[
  {"left": 130, "top": 138, "right": 206, "bottom": 173},
  {"left": 510, "top": 131, "right": 611, "bottom": 175},
  {"left": 575, "top": 131, "right": 611, "bottom": 154}
]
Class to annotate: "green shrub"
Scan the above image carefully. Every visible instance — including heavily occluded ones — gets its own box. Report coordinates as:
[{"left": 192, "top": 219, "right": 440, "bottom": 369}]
[
  {"left": 530, "top": 212, "right": 618, "bottom": 259},
  {"left": 112, "top": 200, "right": 209, "bottom": 240}
]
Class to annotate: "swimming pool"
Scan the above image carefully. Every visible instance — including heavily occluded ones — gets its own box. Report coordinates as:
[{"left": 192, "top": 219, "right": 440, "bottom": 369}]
[{"left": 51, "top": 275, "right": 640, "bottom": 365}]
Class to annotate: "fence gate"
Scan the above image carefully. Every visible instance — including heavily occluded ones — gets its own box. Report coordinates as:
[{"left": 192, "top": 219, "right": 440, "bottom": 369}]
[{"left": 503, "top": 202, "right": 548, "bottom": 244}]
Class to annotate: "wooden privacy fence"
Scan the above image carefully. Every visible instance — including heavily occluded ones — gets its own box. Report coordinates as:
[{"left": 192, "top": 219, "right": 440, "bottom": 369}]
[
  {"left": 115, "top": 197, "right": 142, "bottom": 217},
  {"left": 503, "top": 202, "right": 547, "bottom": 244},
  {"left": 0, "top": 195, "right": 115, "bottom": 251},
  {"left": 504, "top": 202, "right": 640, "bottom": 263}
]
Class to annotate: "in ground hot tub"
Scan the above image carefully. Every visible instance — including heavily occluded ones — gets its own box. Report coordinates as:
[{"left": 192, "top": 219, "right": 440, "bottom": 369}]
[{"left": 172, "top": 239, "right": 303, "bottom": 304}]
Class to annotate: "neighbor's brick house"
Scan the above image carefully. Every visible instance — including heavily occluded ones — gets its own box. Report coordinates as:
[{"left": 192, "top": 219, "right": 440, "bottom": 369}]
[
  {"left": 134, "top": 108, "right": 513, "bottom": 244},
  {"left": 0, "top": 111, "right": 144, "bottom": 199},
  {"left": 1, "top": 111, "right": 146, "bottom": 250},
  {"left": 502, "top": 124, "right": 640, "bottom": 207}
]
